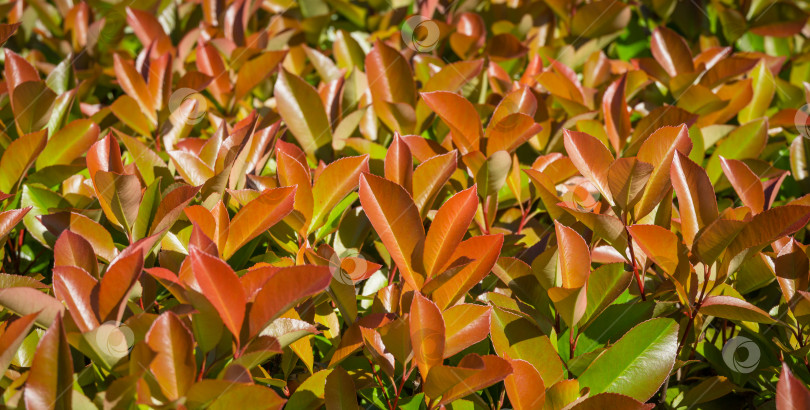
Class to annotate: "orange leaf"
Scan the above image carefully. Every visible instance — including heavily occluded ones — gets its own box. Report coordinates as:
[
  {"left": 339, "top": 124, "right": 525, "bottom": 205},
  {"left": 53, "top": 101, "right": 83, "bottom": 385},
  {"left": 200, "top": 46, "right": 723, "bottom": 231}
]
[
  {"left": 41, "top": 212, "right": 118, "bottom": 263},
  {"left": 277, "top": 150, "right": 314, "bottom": 225},
  {"left": 113, "top": 54, "right": 156, "bottom": 123},
  {"left": 0, "top": 312, "right": 37, "bottom": 377},
  {"left": 190, "top": 247, "right": 247, "bottom": 345},
  {"left": 627, "top": 225, "right": 679, "bottom": 274},
  {"left": 0, "top": 130, "right": 46, "bottom": 193},
  {"left": 365, "top": 40, "right": 416, "bottom": 107},
  {"left": 428, "top": 234, "right": 504, "bottom": 310},
  {"left": 409, "top": 292, "right": 445, "bottom": 380},
  {"left": 443, "top": 304, "right": 491, "bottom": 358},
  {"left": 563, "top": 129, "right": 614, "bottom": 205},
  {"left": 720, "top": 157, "right": 765, "bottom": 214},
  {"left": 359, "top": 173, "right": 426, "bottom": 289},
  {"left": 98, "top": 252, "right": 144, "bottom": 323},
  {"left": 223, "top": 186, "right": 296, "bottom": 260},
  {"left": 424, "top": 354, "right": 512, "bottom": 405},
  {"left": 423, "top": 186, "right": 478, "bottom": 278},
  {"left": 635, "top": 124, "right": 692, "bottom": 219},
  {"left": 248, "top": 265, "right": 332, "bottom": 336},
  {"left": 384, "top": 133, "right": 414, "bottom": 195},
  {"left": 607, "top": 157, "right": 653, "bottom": 211},
  {"left": 310, "top": 154, "right": 369, "bottom": 233},
  {"left": 504, "top": 359, "right": 545, "bottom": 410},
  {"left": 651, "top": 26, "right": 694, "bottom": 77},
  {"left": 555, "top": 222, "right": 590, "bottom": 289},
  {"left": 145, "top": 312, "right": 196, "bottom": 401},
  {"left": 413, "top": 151, "right": 458, "bottom": 219},
  {"left": 485, "top": 113, "right": 543, "bottom": 155},
  {"left": 670, "top": 151, "right": 718, "bottom": 247},
  {"left": 422, "top": 91, "right": 482, "bottom": 154},
  {"left": 0, "top": 207, "right": 30, "bottom": 242}
]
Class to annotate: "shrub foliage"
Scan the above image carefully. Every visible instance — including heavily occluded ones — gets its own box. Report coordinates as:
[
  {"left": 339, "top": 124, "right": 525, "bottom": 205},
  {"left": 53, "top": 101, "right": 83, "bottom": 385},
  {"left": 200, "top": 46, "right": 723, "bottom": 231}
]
[{"left": 1, "top": 0, "right": 810, "bottom": 408}]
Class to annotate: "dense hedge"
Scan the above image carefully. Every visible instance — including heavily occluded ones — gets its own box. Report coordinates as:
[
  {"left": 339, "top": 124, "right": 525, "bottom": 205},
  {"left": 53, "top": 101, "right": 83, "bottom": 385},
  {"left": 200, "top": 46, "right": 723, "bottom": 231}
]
[{"left": 1, "top": 0, "right": 810, "bottom": 409}]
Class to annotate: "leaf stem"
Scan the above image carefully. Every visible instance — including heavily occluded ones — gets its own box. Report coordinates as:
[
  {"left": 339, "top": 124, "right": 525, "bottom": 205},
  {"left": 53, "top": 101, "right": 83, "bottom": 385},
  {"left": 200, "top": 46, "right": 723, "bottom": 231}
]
[
  {"left": 366, "top": 357, "right": 392, "bottom": 409},
  {"left": 678, "top": 264, "right": 711, "bottom": 354},
  {"left": 624, "top": 223, "right": 646, "bottom": 301},
  {"left": 391, "top": 364, "right": 414, "bottom": 409}
]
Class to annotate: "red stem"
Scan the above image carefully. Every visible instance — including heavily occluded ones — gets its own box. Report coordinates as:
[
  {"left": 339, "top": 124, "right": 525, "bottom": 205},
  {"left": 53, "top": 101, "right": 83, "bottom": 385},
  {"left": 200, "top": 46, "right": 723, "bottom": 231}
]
[
  {"left": 678, "top": 264, "right": 711, "bottom": 353},
  {"left": 625, "top": 226, "right": 646, "bottom": 301},
  {"left": 366, "top": 357, "right": 392, "bottom": 409}
]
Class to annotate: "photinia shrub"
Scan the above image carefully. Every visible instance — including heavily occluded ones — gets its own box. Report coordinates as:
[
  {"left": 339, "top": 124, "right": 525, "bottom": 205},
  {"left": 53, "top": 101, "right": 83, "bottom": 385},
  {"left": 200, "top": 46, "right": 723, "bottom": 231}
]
[{"left": 1, "top": 0, "right": 810, "bottom": 409}]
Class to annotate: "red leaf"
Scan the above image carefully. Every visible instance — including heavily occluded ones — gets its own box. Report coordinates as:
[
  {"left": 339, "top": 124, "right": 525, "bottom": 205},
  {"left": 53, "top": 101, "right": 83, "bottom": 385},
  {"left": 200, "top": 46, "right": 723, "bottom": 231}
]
[
  {"left": 359, "top": 172, "right": 426, "bottom": 289},
  {"left": 563, "top": 129, "right": 614, "bottom": 205},
  {"left": 189, "top": 247, "right": 247, "bottom": 344},
  {"left": 98, "top": 252, "right": 144, "bottom": 323},
  {"left": 602, "top": 74, "right": 630, "bottom": 153},
  {"left": 24, "top": 314, "right": 73, "bottom": 410},
  {"left": 670, "top": 151, "right": 718, "bottom": 247},
  {"left": 53, "top": 266, "right": 99, "bottom": 332},
  {"left": 777, "top": 362, "right": 810, "bottom": 410},
  {"left": 0, "top": 312, "right": 37, "bottom": 376},
  {"left": 248, "top": 265, "right": 332, "bottom": 336}
]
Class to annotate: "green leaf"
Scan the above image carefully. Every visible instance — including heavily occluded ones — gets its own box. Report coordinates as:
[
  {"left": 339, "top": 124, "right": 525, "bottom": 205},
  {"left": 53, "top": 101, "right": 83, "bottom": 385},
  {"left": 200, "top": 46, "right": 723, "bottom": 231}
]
[
  {"left": 275, "top": 68, "right": 333, "bottom": 160},
  {"left": 490, "top": 305, "right": 565, "bottom": 385},
  {"left": 36, "top": 119, "right": 100, "bottom": 170},
  {"left": 739, "top": 61, "right": 774, "bottom": 124},
  {"left": 579, "top": 318, "right": 678, "bottom": 401}
]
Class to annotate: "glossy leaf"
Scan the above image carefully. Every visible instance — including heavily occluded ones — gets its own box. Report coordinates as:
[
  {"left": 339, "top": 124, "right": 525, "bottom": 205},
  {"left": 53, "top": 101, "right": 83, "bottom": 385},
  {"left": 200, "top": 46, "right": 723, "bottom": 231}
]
[
  {"left": 145, "top": 312, "right": 196, "bottom": 401},
  {"left": 579, "top": 318, "right": 678, "bottom": 401},
  {"left": 223, "top": 186, "right": 296, "bottom": 260},
  {"left": 190, "top": 248, "right": 247, "bottom": 343},
  {"left": 359, "top": 173, "right": 426, "bottom": 289},
  {"left": 24, "top": 314, "right": 72, "bottom": 410}
]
